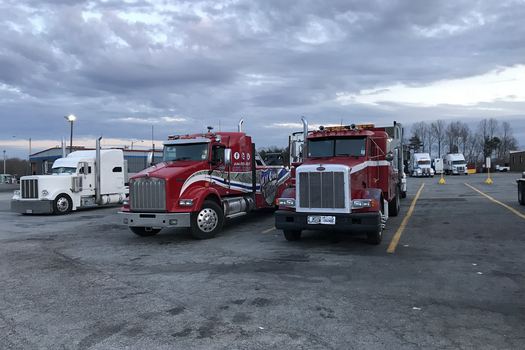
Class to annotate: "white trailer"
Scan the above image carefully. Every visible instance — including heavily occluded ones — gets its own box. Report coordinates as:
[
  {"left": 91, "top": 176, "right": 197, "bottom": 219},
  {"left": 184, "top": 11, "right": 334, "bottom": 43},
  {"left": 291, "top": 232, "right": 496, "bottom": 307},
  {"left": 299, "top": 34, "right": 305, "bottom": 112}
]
[
  {"left": 444, "top": 153, "right": 468, "bottom": 175},
  {"left": 433, "top": 158, "right": 444, "bottom": 174},
  {"left": 409, "top": 153, "right": 434, "bottom": 177},
  {"left": 11, "top": 138, "right": 127, "bottom": 214}
]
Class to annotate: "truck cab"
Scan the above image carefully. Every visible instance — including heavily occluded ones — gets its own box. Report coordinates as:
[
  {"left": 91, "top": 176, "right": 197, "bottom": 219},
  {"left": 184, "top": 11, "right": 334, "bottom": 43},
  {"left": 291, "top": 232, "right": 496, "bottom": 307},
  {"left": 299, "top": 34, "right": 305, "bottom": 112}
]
[
  {"left": 275, "top": 120, "right": 403, "bottom": 245},
  {"left": 409, "top": 153, "right": 434, "bottom": 177},
  {"left": 120, "top": 124, "right": 290, "bottom": 239},
  {"left": 444, "top": 153, "right": 468, "bottom": 175},
  {"left": 11, "top": 146, "right": 127, "bottom": 215}
]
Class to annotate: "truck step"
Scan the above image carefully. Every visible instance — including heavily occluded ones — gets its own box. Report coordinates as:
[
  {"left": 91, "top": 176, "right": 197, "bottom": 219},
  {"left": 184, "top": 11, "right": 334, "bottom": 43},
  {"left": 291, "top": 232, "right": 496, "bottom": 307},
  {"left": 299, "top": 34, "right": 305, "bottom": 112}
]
[{"left": 226, "top": 212, "right": 247, "bottom": 220}]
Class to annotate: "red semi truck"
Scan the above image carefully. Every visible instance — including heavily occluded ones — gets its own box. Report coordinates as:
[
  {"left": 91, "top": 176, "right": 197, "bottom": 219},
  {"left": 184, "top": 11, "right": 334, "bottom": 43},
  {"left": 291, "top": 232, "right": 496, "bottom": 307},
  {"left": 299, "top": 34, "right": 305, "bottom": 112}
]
[
  {"left": 120, "top": 121, "right": 290, "bottom": 239},
  {"left": 275, "top": 118, "right": 404, "bottom": 244}
]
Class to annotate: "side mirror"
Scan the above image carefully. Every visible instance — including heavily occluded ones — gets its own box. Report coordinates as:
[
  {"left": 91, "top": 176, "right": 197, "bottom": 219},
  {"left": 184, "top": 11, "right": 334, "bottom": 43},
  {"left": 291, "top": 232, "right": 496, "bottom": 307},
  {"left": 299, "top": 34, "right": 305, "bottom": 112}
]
[
  {"left": 83, "top": 163, "right": 89, "bottom": 177},
  {"left": 224, "top": 148, "right": 232, "bottom": 166},
  {"left": 385, "top": 152, "right": 394, "bottom": 162},
  {"left": 147, "top": 151, "right": 154, "bottom": 166}
]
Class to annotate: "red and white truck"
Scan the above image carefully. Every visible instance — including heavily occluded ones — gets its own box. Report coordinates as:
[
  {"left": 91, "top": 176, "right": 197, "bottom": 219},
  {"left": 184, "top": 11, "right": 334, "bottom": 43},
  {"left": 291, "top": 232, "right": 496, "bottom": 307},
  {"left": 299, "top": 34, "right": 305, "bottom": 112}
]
[
  {"left": 275, "top": 118, "right": 404, "bottom": 244},
  {"left": 120, "top": 121, "right": 291, "bottom": 239}
]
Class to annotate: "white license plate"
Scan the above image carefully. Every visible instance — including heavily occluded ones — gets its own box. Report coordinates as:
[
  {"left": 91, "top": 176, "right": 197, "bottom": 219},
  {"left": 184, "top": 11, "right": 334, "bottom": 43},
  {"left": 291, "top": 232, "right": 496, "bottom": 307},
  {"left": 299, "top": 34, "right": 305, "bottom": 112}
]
[{"left": 307, "top": 215, "right": 336, "bottom": 225}]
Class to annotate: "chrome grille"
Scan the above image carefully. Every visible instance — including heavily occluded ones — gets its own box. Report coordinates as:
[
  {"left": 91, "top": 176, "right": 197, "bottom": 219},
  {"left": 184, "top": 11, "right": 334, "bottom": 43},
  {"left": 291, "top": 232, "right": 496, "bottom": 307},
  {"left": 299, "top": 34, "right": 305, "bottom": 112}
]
[
  {"left": 299, "top": 171, "right": 345, "bottom": 209},
  {"left": 130, "top": 177, "right": 166, "bottom": 212},
  {"left": 21, "top": 179, "right": 38, "bottom": 199}
]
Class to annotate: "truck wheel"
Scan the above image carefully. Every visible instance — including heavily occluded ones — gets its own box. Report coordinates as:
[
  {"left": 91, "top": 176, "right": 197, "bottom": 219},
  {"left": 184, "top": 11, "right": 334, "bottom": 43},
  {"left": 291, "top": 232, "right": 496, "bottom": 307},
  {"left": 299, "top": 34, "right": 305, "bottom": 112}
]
[
  {"left": 190, "top": 200, "right": 224, "bottom": 239},
  {"left": 367, "top": 212, "right": 383, "bottom": 245},
  {"left": 130, "top": 227, "right": 161, "bottom": 237},
  {"left": 389, "top": 189, "right": 400, "bottom": 217},
  {"left": 401, "top": 190, "right": 407, "bottom": 199},
  {"left": 283, "top": 230, "right": 302, "bottom": 241},
  {"left": 53, "top": 194, "right": 72, "bottom": 214}
]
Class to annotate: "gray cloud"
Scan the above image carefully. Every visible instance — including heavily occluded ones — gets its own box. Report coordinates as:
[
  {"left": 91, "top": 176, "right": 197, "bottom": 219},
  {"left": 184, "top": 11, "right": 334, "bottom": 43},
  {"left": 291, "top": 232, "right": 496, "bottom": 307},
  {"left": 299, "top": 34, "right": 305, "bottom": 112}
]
[{"left": 1, "top": 0, "right": 524, "bottom": 157}]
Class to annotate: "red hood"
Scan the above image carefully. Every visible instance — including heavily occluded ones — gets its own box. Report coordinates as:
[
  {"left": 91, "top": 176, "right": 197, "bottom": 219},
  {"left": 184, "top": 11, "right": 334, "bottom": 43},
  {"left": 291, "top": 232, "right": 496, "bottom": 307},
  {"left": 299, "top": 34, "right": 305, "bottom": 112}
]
[
  {"left": 133, "top": 160, "right": 207, "bottom": 181},
  {"left": 300, "top": 157, "right": 368, "bottom": 169}
]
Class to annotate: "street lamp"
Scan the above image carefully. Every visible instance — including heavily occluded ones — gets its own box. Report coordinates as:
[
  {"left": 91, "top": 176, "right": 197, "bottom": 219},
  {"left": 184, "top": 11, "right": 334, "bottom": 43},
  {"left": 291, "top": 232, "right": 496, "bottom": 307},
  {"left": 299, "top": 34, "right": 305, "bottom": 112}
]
[
  {"left": 2, "top": 150, "right": 6, "bottom": 174},
  {"left": 64, "top": 114, "right": 77, "bottom": 154}
]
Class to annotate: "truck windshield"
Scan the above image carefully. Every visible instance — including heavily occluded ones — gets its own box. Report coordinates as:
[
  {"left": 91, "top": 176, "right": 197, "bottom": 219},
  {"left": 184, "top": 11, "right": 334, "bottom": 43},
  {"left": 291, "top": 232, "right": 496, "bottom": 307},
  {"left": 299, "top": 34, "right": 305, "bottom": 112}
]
[
  {"left": 418, "top": 160, "right": 431, "bottom": 165},
  {"left": 52, "top": 167, "right": 77, "bottom": 174},
  {"left": 308, "top": 138, "right": 366, "bottom": 157},
  {"left": 163, "top": 143, "right": 209, "bottom": 162},
  {"left": 452, "top": 160, "right": 465, "bottom": 165}
]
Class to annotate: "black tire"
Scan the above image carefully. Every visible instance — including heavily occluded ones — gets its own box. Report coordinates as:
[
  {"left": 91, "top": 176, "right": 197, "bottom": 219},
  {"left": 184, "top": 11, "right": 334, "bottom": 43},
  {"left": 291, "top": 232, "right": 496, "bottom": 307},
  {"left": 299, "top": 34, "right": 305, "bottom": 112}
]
[
  {"left": 283, "top": 230, "right": 302, "bottom": 241},
  {"left": 389, "top": 189, "right": 400, "bottom": 217},
  {"left": 401, "top": 190, "right": 407, "bottom": 199},
  {"left": 190, "top": 200, "right": 224, "bottom": 239},
  {"left": 367, "top": 212, "right": 383, "bottom": 245},
  {"left": 53, "top": 194, "right": 72, "bottom": 214},
  {"left": 519, "top": 182, "right": 525, "bottom": 205},
  {"left": 130, "top": 227, "right": 161, "bottom": 237}
]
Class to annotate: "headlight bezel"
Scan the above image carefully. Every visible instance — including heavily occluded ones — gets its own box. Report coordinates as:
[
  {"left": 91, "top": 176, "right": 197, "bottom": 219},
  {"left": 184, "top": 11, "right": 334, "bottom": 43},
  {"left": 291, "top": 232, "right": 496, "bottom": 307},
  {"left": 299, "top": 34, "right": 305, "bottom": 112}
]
[
  {"left": 277, "top": 198, "right": 296, "bottom": 208},
  {"left": 352, "top": 199, "right": 373, "bottom": 209},
  {"left": 179, "top": 199, "right": 194, "bottom": 207}
]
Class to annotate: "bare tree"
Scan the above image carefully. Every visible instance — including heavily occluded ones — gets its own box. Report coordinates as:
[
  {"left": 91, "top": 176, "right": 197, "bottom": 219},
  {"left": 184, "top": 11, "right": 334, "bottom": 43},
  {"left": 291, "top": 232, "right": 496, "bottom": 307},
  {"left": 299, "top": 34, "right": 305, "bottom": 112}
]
[
  {"left": 458, "top": 122, "right": 470, "bottom": 155},
  {"left": 498, "top": 121, "right": 518, "bottom": 163},
  {"left": 445, "top": 121, "right": 463, "bottom": 154},
  {"left": 411, "top": 122, "right": 426, "bottom": 151},
  {"left": 431, "top": 120, "right": 445, "bottom": 157}
]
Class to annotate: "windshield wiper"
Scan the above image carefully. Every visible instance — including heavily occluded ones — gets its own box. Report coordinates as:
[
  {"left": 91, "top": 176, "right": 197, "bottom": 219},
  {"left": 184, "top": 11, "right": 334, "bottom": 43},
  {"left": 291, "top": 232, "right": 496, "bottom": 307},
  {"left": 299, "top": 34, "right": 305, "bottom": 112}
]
[{"left": 173, "top": 157, "right": 192, "bottom": 161}]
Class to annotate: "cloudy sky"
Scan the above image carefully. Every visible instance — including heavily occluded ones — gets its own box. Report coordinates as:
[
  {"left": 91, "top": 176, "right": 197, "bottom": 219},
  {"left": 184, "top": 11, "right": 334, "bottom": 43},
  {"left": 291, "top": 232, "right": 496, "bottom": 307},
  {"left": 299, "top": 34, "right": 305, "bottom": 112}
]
[{"left": 1, "top": 0, "right": 524, "bottom": 158}]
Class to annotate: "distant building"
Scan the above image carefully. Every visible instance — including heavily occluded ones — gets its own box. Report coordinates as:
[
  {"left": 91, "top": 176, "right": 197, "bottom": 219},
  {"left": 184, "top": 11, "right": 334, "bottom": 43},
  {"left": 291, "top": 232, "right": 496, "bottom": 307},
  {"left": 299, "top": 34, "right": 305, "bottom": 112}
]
[
  {"left": 510, "top": 150, "right": 525, "bottom": 172},
  {"left": 29, "top": 146, "right": 163, "bottom": 175}
]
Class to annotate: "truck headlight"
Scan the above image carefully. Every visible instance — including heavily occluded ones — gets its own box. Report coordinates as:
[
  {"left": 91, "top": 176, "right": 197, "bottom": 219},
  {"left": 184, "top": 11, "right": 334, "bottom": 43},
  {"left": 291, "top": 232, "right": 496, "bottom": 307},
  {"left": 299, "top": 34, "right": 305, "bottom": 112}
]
[
  {"left": 14, "top": 190, "right": 20, "bottom": 197},
  {"left": 278, "top": 198, "right": 295, "bottom": 207},
  {"left": 352, "top": 199, "right": 373, "bottom": 209},
  {"left": 41, "top": 190, "right": 49, "bottom": 197},
  {"left": 179, "top": 199, "right": 194, "bottom": 206}
]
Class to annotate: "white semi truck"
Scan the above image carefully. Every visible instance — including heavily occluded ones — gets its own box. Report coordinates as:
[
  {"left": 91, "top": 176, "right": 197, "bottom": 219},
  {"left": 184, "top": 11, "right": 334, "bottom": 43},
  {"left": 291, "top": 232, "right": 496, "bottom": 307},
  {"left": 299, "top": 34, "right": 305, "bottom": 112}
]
[
  {"left": 11, "top": 138, "right": 127, "bottom": 214},
  {"left": 443, "top": 153, "right": 468, "bottom": 175},
  {"left": 409, "top": 153, "right": 434, "bottom": 177}
]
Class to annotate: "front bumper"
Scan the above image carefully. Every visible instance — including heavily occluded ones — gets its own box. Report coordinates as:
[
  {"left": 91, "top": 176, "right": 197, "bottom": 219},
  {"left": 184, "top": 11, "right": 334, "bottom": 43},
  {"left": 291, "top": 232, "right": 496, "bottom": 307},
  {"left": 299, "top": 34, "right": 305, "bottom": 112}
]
[
  {"left": 11, "top": 199, "right": 54, "bottom": 214},
  {"left": 275, "top": 210, "right": 380, "bottom": 232},
  {"left": 119, "top": 211, "right": 191, "bottom": 229}
]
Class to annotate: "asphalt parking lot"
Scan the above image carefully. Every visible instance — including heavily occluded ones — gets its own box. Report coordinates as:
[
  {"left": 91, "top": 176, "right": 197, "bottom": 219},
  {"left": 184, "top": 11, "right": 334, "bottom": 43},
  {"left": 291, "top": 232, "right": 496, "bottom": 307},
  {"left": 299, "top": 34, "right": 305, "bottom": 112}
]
[{"left": 1, "top": 173, "right": 524, "bottom": 350}]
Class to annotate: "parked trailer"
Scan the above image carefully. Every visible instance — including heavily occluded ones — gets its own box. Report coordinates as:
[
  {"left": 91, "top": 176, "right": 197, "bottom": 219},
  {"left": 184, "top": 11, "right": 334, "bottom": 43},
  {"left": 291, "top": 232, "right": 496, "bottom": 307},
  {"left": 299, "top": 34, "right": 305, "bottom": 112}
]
[
  {"left": 11, "top": 138, "right": 127, "bottom": 214},
  {"left": 275, "top": 119, "right": 403, "bottom": 245},
  {"left": 119, "top": 120, "right": 291, "bottom": 239}
]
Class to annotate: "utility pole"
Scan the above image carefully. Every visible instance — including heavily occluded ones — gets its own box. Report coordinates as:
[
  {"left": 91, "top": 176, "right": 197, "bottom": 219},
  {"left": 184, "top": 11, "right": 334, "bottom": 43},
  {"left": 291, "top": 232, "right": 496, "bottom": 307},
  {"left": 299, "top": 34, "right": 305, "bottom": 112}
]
[{"left": 3, "top": 150, "right": 6, "bottom": 174}]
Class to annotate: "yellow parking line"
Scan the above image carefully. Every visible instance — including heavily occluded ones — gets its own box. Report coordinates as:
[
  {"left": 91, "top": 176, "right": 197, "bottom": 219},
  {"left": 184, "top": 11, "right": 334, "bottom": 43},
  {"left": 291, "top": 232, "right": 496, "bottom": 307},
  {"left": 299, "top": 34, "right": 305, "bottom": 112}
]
[
  {"left": 464, "top": 183, "right": 525, "bottom": 220},
  {"left": 387, "top": 183, "right": 425, "bottom": 254},
  {"left": 261, "top": 227, "right": 276, "bottom": 234}
]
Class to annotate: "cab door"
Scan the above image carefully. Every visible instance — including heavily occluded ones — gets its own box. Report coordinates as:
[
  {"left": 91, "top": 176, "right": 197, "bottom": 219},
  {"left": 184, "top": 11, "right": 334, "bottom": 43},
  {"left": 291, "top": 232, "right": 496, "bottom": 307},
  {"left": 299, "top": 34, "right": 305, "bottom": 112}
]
[{"left": 78, "top": 162, "right": 95, "bottom": 195}]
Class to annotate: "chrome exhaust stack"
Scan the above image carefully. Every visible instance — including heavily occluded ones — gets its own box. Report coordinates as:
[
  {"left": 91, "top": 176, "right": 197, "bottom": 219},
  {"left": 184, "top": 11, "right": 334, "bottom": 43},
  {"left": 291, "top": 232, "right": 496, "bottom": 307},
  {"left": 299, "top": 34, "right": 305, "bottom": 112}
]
[
  {"left": 95, "top": 136, "right": 102, "bottom": 205},
  {"left": 238, "top": 118, "right": 244, "bottom": 132},
  {"left": 301, "top": 116, "right": 308, "bottom": 158}
]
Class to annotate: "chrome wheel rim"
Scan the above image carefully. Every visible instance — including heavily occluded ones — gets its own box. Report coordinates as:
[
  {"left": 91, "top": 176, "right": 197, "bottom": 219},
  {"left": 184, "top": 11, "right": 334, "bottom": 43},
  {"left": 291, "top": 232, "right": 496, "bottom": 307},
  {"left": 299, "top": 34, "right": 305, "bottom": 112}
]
[
  {"left": 56, "top": 197, "right": 69, "bottom": 212},
  {"left": 197, "top": 208, "right": 218, "bottom": 232}
]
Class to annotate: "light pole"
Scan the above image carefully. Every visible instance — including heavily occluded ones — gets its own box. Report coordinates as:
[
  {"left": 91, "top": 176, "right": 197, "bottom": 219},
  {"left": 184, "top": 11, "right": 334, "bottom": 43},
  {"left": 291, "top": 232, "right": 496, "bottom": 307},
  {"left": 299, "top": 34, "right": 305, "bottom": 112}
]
[
  {"left": 64, "top": 114, "right": 77, "bottom": 154},
  {"left": 3, "top": 150, "right": 6, "bottom": 174}
]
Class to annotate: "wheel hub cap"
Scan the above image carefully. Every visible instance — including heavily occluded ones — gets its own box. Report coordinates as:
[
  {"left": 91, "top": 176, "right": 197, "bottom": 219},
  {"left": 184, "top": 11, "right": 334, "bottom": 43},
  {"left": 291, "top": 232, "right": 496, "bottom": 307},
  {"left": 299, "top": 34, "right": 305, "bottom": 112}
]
[
  {"left": 197, "top": 208, "right": 218, "bottom": 232},
  {"left": 57, "top": 197, "right": 69, "bottom": 212}
]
